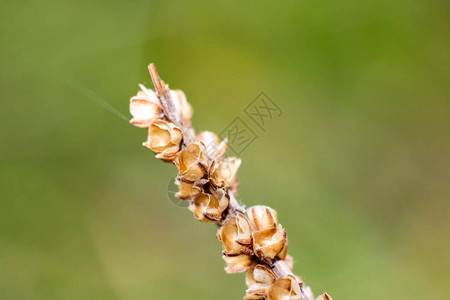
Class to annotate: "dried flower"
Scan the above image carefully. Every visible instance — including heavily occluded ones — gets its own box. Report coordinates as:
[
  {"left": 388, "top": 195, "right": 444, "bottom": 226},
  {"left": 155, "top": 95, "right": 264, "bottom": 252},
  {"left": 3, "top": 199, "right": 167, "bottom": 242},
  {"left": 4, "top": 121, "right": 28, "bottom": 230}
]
[
  {"left": 175, "top": 181, "right": 202, "bottom": 200},
  {"left": 245, "top": 264, "right": 275, "bottom": 299},
  {"left": 315, "top": 293, "right": 332, "bottom": 300},
  {"left": 252, "top": 225, "right": 287, "bottom": 263},
  {"left": 247, "top": 205, "right": 278, "bottom": 232},
  {"left": 189, "top": 191, "right": 229, "bottom": 222},
  {"left": 175, "top": 143, "right": 208, "bottom": 182},
  {"left": 267, "top": 275, "right": 302, "bottom": 300},
  {"left": 129, "top": 89, "right": 161, "bottom": 127},
  {"left": 222, "top": 254, "right": 253, "bottom": 274},
  {"left": 170, "top": 89, "right": 193, "bottom": 125},
  {"left": 196, "top": 131, "right": 228, "bottom": 160},
  {"left": 217, "top": 214, "right": 252, "bottom": 255},
  {"left": 245, "top": 205, "right": 287, "bottom": 263},
  {"left": 143, "top": 120, "right": 182, "bottom": 161},
  {"left": 210, "top": 157, "right": 241, "bottom": 188},
  {"left": 196, "top": 131, "right": 219, "bottom": 148}
]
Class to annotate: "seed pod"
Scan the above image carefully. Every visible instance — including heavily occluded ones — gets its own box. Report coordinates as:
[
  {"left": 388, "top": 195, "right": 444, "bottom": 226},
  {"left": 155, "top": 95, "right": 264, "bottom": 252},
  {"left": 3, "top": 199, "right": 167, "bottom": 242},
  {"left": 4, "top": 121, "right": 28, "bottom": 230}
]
[
  {"left": 247, "top": 205, "right": 278, "bottom": 232},
  {"left": 217, "top": 214, "right": 252, "bottom": 255},
  {"left": 210, "top": 157, "right": 241, "bottom": 188},
  {"left": 189, "top": 191, "right": 229, "bottom": 222},
  {"left": 196, "top": 131, "right": 219, "bottom": 149},
  {"left": 196, "top": 131, "right": 228, "bottom": 160},
  {"left": 175, "top": 181, "right": 202, "bottom": 200},
  {"left": 222, "top": 254, "right": 253, "bottom": 274},
  {"left": 315, "top": 293, "right": 332, "bottom": 300},
  {"left": 175, "top": 143, "right": 208, "bottom": 182},
  {"left": 244, "top": 264, "right": 275, "bottom": 299},
  {"left": 252, "top": 225, "right": 287, "bottom": 263},
  {"left": 267, "top": 275, "right": 302, "bottom": 300},
  {"left": 143, "top": 120, "right": 182, "bottom": 161},
  {"left": 170, "top": 89, "right": 193, "bottom": 125},
  {"left": 129, "top": 89, "right": 161, "bottom": 128}
]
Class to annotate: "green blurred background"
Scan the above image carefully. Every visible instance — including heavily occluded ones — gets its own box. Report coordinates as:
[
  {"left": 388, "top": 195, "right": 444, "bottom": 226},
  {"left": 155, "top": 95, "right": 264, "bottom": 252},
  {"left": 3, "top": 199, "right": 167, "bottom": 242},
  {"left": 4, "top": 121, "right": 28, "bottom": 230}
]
[{"left": 1, "top": 0, "right": 449, "bottom": 299}]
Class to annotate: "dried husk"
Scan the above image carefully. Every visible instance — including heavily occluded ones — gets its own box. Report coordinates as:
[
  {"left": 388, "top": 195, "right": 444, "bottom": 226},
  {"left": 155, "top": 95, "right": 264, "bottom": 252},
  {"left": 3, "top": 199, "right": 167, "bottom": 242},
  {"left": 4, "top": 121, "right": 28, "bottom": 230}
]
[
  {"left": 129, "top": 89, "right": 161, "bottom": 127},
  {"left": 210, "top": 157, "right": 241, "bottom": 188},
  {"left": 196, "top": 131, "right": 228, "bottom": 160},
  {"left": 175, "top": 181, "right": 202, "bottom": 200},
  {"left": 267, "top": 275, "right": 302, "bottom": 300},
  {"left": 143, "top": 120, "right": 182, "bottom": 161},
  {"left": 189, "top": 191, "right": 229, "bottom": 222},
  {"left": 196, "top": 131, "right": 219, "bottom": 149},
  {"left": 252, "top": 224, "right": 287, "bottom": 263},
  {"left": 217, "top": 214, "right": 252, "bottom": 255},
  {"left": 222, "top": 254, "right": 254, "bottom": 274},
  {"left": 315, "top": 293, "right": 332, "bottom": 300},
  {"left": 278, "top": 239, "right": 289, "bottom": 261},
  {"left": 175, "top": 142, "right": 208, "bottom": 182},
  {"left": 245, "top": 264, "right": 275, "bottom": 299},
  {"left": 247, "top": 205, "right": 278, "bottom": 232}
]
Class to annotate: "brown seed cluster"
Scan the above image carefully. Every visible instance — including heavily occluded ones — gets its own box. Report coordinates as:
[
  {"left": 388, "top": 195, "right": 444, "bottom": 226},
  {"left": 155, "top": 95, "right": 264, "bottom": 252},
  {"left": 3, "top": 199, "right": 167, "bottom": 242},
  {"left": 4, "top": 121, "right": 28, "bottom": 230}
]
[{"left": 128, "top": 64, "right": 331, "bottom": 300}]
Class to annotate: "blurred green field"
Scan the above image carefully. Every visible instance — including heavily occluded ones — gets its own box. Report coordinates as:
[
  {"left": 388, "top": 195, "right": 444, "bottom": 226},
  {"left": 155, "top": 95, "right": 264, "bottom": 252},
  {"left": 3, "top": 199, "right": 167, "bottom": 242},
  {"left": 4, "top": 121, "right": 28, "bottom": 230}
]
[{"left": 1, "top": 0, "right": 449, "bottom": 299}]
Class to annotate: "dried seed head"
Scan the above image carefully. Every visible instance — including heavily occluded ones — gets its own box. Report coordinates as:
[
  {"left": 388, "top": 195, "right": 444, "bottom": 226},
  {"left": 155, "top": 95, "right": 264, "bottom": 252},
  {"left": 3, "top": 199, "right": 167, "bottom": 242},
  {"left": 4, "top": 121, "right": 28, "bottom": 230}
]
[
  {"left": 170, "top": 89, "right": 193, "bottom": 125},
  {"left": 210, "top": 157, "right": 241, "bottom": 188},
  {"left": 217, "top": 214, "right": 252, "bottom": 255},
  {"left": 143, "top": 120, "right": 182, "bottom": 161},
  {"left": 252, "top": 225, "right": 287, "bottom": 263},
  {"left": 175, "top": 143, "right": 208, "bottom": 182},
  {"left": 175, "top": 181, "right": 202, "bottom": 200},
  {"left": 247, "top": 205, "right": 278, "bottom": 232},
  {"left": 315, "top": 293, "right": 332, "bottom": 300},
  {"left": 222, "top": 254, "right": 253, "bottom": 274},
  {"left": 245, "top": 264, "right": 275, "bottom": 299},
  {"left": 267, "top": 275, "right": 302, "bottom": 300},
  {"left": 129, "top": 89, "right": 161, "bottom": 127},
  {"left": 189, "top": 191, "right": 229, "bottom": 222},
  {"left": 133, "top": 65, "right": 322, "bottom": 299}
]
